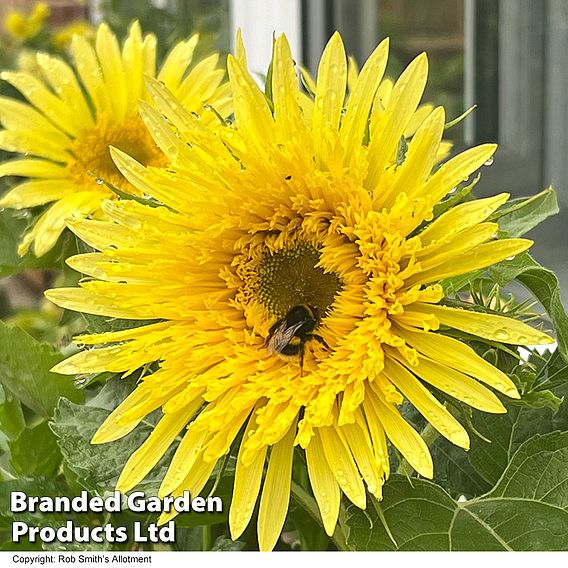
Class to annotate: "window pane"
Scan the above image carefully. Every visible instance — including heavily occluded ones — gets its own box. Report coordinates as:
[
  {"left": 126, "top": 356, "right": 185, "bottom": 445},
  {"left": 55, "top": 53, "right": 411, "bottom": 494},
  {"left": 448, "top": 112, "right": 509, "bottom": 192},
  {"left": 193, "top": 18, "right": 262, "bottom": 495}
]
[
  {"left": 92, "top": 0, "right": 230, "bottom": 56},
  {"left": 379, "top": 0, "right": 466, "bottom": 145}
]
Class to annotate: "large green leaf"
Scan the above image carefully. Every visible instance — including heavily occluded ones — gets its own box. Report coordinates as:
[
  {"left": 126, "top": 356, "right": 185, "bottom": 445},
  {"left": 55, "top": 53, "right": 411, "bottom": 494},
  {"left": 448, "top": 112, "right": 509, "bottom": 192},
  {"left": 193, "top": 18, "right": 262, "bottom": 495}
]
[
  {"left": 467, "top": 401, "right": 568, "bottom": 486},
  {"left": 345, "top": 431, "right": 568, "bottom": 550},
  {"left": 0, "top": 321, "right": 83, "bottom": 417},
  {"left": 429, "top": 436, "right": 491, "bottom": 498}
]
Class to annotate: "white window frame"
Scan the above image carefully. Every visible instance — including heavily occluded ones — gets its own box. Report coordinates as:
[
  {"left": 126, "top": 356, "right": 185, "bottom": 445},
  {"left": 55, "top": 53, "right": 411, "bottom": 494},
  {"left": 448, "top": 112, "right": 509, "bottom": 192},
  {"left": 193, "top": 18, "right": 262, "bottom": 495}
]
[{"left": 229, "top": 0, "right": 302, "bottom": 79}]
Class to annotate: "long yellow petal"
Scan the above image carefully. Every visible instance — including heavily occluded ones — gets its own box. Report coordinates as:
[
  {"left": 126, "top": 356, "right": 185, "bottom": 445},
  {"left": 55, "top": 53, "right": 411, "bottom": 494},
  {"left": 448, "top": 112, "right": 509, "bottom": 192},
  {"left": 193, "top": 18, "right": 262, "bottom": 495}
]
[
  {"left": 159, "top": 419, "right": 209, "bottom": 498},
  {"left": 305, "top": 432, "right": 340, "bottom": 536},
  {"left": 116, "top": 406, "right": 196, "bottom": 493},
  {"left": 227, "top": 55, "right": 274, "bottom": 151},
  {"left": 258, "top": 417, "right": 297, "bottom": 551},
  {"left": 416, "top": 223, "right": 499, "bottom": 270},
  {"left": 0, "top": 71, "right": 79, "bottom": 136},
  {"left": 20, "top": 191, "right": 98, "bottom": 257},
  {"left": 416, "top": 143, "right": 497, "bottom": 204},
  {"left": 157, "top": 34, "right": 199, "bottom": 92},
  {"left": 312, "top": 32, "right": 346, "bottom": 164},
  {"left": 397, "top": 326, "right": 519, "bottom": 398},
  {"left": 229, "top": 411, "right": 268, "bottom": 540},
  {"left": 407, "top": 238, "right": 533, "bottom": 286},
  {"left": 341, "top": 417, "right": 384, "bottom": 496},
  {"left": 0, "top": 96, "right": 72, "bottom": 145},
  {"left": 91, "top": 387, "right": 158, "bottom": 444},
  {"left": 157, "top": 451, "right": 217, "bottom": 525},
  {"left": 382, "top": 358, "right": 470, "bottom": 448},
  {"left": 418, "top": 193, "right": 510, "bottom": 246},
  {"left": 0, "top": 180, "right": 75, "bottom": 208},
  {"left": 319, "top": 420, "right": 366, "bottom": 508},
  {"left": 121, "top": 21, "right": 145, "bottom": 106},
  {"left": 340, "top": 38, "right": 389, "bottom": 160},
  {"left": 71, "top": 34, "right": 110, "bottom": 116},
  {"left": 36, "top": 53, "right": 94, "bottom": 128},
  {"left": 272, "top": 34, "right": 304, "bottom": 142},
  {"left": 382, "top": 105, "right": 445, "bottom": 207},
  {"left": 405, "top": 353, "right": 507, "bottom": 413},
  {"left": 0, "top": 159, "right": 67, "bottom": 179},
  {"left": 369, "top": 391, "right": 433, "bottom": 478},
  {"left": 0, "top": 130, "right": 70, "bottom": 163},
  {"left": 95, "top": 23, "right": 127, "bottom": 122},
  {"left": 367, "top": 52, "right": 428, "bottom": 190},
  {"left": 413, "top": 303, "right": 555, "bottom": 346}
]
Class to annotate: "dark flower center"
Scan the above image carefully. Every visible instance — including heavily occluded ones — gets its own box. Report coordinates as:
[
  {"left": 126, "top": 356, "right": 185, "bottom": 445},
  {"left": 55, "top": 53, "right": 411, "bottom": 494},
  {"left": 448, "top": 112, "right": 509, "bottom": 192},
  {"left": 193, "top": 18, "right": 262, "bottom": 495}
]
[{"left": 256, "top": 244, "right": 342, "bottom": 319}]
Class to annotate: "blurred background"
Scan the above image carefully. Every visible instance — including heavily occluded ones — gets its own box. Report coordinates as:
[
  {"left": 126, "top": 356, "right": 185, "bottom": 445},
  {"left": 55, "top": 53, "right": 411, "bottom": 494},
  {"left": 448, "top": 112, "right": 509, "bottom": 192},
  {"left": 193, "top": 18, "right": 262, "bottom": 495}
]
[{"left": 0, "top": 0, "right": 566, "bottom": 308}]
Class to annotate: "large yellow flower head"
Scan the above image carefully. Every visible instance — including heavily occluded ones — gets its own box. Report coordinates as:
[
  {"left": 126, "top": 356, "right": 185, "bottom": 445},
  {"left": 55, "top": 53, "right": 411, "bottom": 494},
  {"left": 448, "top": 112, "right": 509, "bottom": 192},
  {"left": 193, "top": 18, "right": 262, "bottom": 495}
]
[
  {"left": 46, "top": 33, "right": 553, "bottom": 550},
  {"left": 0, "top": 21, "right": 231, "bottom": 256}
]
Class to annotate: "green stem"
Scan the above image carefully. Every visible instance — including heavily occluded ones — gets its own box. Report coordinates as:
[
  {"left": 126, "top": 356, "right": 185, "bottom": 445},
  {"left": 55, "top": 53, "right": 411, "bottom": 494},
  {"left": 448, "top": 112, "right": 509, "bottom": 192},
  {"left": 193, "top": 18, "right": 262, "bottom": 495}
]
[
  {"left": 201, "top": 525, "right": 212, "bottom": 551},
  {"left": 290, "top": 481, "right": 350, "bottom": 551},
  {"left": 370, "top": 496, "right": 397, "bottom": 548},
  {"left": 0, "top": 465, "right": 15, "bottom": 480}
]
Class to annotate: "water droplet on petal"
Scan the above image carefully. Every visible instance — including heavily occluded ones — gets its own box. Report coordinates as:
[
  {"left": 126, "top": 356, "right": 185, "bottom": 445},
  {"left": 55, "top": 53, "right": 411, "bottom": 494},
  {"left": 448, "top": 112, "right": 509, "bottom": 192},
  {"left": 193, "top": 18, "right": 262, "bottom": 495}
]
[
  {"left": 484, "top": 157, "right": 494, "bottom": 166},
  {"left": 494, "top": 329, "right": 510, "bottom": 341}
]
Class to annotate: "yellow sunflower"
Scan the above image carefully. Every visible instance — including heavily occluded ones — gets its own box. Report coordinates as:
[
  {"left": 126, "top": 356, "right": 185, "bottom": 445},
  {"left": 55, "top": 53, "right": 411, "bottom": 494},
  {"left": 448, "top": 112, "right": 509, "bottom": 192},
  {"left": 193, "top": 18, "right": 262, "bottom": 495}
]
[
  {"left": 0, "top": 21, "right": 231, "bottom": 256},
  {"left": 4, "top": 2, "right": 50, "bottom": 42},
  {"left": 46, "top": 33, "right": 553, "bottom": 550}
]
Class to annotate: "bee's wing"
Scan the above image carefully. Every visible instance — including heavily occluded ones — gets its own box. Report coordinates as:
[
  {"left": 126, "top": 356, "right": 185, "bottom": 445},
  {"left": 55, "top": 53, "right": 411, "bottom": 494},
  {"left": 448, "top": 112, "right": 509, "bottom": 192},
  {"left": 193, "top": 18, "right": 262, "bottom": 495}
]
[{"left": 267, "top": 321, "right": 305, "bottom": 354}]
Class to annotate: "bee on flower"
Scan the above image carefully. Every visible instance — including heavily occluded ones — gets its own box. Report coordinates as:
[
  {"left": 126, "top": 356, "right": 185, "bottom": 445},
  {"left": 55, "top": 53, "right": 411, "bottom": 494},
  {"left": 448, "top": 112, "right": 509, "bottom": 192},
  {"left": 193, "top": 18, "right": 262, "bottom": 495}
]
[{"left": 46, "top": 33, "right": 554, "bottom": 551}]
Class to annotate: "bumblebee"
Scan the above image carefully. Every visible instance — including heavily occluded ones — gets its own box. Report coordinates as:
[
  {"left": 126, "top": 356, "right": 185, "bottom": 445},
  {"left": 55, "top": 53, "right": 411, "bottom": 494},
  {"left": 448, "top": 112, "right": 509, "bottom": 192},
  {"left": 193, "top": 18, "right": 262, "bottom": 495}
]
[{"left": 266, "top": 304, "right": 329, "bottom": 375}]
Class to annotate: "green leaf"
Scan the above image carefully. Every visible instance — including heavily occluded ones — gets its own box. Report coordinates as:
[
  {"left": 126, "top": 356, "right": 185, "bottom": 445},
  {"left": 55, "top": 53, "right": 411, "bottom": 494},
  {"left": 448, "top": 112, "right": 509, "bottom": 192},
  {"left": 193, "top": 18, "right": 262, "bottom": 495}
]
[
  {"left": 10, "top": 421, "right": 61, "bottom": 477},
  {"left": 0, "top": 321, "right": 83, "bottom": 418},
  {"left": 211, "top": 536, "right": 246, "bottom": 551},
  {"left": 490, "top": 431, "right": 568, "bottom": 506},
  {"left": 0, "top": 209, "right": 24, "bottom": 277},
  {"left": 83, "top": 313, "right": 160, "bottom": 334},
  {"left": 430, "top": 349, "right": 568, "bottom": 493},
  {"left": 467, "top": 399, "right": 568, "bottom": 486},
  {"left": 490, "top": 187, "right": 559, "bottom": 238},
  {"left": 430, "top": 436, "right": 491, "bottom": 498},
  {"left": 345, "top": 431, "right": 568, "bottom": 550},
  {"left": 488, "top": 253, "right": 568, "bottom": 361},
  {"left": 0, "top": 384, "right": 25, "bottom": 442},
  {"left": 0, "top": 477, "right": 75, "bottom": 528},
  {"left": 51, "top": 383, "right": 173, "bottom": 496},
  {"left": 431, "top": 175, "right": 479, "bottom": 220},
  {"left": 516, "top": 389, "right": 563, "bottom": 411}
]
